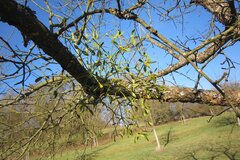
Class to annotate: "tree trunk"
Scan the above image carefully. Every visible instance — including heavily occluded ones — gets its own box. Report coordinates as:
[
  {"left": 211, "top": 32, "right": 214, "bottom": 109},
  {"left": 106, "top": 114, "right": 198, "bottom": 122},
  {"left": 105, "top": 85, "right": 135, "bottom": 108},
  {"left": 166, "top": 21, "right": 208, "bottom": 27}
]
[
  {"left": 25, "top": 150, "right": 29, "bottom": 160},
  {"left": 153, "top": 128, "right": 161, "bottom": 151},
  {"left": 92, "top": 137, "right": 98, "bottom": 147},
  {"left": 237, "top": 117, "right": 240, "bottom": 126}
]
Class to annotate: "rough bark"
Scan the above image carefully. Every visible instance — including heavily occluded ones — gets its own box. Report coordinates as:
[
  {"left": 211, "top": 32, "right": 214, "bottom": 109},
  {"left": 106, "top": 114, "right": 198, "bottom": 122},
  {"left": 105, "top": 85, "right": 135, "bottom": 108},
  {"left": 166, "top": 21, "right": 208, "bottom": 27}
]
[{"left": 157, "top": 87, "right": 240, "bottom": 106}]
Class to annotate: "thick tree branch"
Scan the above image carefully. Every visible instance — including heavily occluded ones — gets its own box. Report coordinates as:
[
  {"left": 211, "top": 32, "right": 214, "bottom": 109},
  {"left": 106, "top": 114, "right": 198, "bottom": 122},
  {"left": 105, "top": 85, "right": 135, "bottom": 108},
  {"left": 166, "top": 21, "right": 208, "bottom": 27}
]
[
  {"left": 0, "top": 0, "right": 102, "bottom": 96},
  {"left": 2, "top": 75, "right": 240, "bottom": 107},
  {"left": 156, "top": 87, "right": 240, "bottom": 107},
  {"left": 191, "top": 0, "right": 237, "bottom": 26}
]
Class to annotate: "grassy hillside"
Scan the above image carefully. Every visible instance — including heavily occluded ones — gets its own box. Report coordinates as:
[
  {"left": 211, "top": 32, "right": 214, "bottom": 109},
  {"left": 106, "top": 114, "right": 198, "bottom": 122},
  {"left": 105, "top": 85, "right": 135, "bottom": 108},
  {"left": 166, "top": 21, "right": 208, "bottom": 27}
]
[{"left": 36, "top": 113, "right": 240, "bottom": 160}]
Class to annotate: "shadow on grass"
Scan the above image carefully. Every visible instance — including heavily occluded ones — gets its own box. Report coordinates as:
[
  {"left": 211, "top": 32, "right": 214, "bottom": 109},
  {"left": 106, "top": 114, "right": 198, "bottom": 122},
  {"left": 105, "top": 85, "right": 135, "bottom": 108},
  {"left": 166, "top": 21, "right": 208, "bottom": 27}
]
[
  {"left": 158, "top": 127, "right": 179, "bottom": 147},
  {"left": 211, "top": 115, "right": 236, "bottom": 127},
  {"left": 75, "top": 143, "right": 114, "bottom": 160},
  {"left": 182, "top": 143, "right": 240, "bottom": 160}
]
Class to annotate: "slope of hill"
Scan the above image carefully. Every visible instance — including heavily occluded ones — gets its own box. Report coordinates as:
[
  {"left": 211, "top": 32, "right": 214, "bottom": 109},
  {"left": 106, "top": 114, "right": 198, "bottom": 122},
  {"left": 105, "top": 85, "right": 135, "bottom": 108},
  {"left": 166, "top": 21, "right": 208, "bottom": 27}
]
[{"left": 37, "top": 112, "right": 240, "bottom": 160}]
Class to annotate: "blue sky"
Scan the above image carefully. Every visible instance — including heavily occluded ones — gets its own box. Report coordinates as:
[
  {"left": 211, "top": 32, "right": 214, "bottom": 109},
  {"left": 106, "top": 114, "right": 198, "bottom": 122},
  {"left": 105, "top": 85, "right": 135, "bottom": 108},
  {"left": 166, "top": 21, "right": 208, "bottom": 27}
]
[{"left": 0, "top": 0, "right": 239, "bottom": 94}]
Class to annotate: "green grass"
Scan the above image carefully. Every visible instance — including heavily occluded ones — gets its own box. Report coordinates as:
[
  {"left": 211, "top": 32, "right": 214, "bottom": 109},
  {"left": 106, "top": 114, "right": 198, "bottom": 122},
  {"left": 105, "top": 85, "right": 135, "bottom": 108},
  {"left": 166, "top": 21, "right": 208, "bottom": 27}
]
[{"left": 35, "top": 112, "right": 240, "bottom": 160}]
